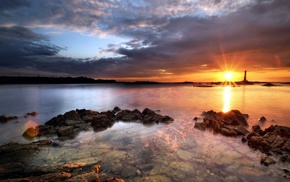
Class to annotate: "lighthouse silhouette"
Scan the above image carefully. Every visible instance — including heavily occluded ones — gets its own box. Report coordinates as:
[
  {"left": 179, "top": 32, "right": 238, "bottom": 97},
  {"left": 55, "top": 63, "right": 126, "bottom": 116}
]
[{"left": 243, "top": 70, "right": 247, "bottom": 82}]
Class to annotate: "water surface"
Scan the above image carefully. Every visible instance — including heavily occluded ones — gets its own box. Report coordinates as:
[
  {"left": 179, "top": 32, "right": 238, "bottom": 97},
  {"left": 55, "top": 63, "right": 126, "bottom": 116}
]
[{"left": 0, "top": 84, "right": 290, "bottom": 181}]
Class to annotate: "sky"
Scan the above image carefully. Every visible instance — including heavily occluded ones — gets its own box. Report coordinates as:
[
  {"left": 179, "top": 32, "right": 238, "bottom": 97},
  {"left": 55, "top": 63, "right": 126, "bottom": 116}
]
[{"left": 0, "top": 0, "right": 290, "bottom": 82}]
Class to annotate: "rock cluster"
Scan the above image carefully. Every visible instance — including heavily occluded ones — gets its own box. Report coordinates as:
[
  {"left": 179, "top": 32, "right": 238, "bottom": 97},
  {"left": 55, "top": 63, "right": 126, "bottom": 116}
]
[
  {"left": 0, "top": 115, "right": 17, "bottom": 123},
  {"left": 23, "top": 107, "right": 174, "bottom": 140},
  {"left": 194, "top": 110, "right": 249, "bottom": 137},
  {"left": 247, "top": 125, "right": 290, "bottom": 156}
]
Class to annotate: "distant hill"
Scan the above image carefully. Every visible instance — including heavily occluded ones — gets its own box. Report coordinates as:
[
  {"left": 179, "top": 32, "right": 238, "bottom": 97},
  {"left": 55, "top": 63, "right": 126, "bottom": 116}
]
[{"left": 0, "top": 76, "right": 117, "bottom": 84}]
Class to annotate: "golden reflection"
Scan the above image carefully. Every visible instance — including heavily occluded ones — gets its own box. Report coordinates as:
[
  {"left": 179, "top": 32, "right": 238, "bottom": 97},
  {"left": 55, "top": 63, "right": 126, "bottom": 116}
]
[{"left": 222, "top": 86, "right": 231, "bottom": 112}]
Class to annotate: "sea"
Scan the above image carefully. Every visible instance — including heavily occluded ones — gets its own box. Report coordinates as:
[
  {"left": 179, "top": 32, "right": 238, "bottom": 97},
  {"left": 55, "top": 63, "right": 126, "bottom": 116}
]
[{"left": 0, "top": 83, "right": 290, "bottom": 181}]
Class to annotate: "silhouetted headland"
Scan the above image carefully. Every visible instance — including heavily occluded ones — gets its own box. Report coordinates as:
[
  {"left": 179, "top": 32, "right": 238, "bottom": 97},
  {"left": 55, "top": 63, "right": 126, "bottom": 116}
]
[{"left": 0, "top": 76, "right": 117, "bottom": 84}]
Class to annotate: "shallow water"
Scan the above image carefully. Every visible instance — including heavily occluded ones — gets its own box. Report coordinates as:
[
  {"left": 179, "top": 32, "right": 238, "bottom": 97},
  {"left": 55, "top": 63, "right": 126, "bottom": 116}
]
[{"left": 1, "top": 83, "right": 290, "bottom": 181}]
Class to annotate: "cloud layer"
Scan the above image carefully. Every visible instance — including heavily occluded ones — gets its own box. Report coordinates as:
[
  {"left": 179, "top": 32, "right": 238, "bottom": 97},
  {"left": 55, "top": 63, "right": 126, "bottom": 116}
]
[{"left": 0, "top": 0, "right": 289, "bottom": 80}]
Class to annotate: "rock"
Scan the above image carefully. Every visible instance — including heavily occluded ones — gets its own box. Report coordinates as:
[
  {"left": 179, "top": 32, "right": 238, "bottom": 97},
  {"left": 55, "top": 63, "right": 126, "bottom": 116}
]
[
  {"left": 0, "top": 115, "right": 18, "bottom": 123},
  {"left": 112, "top": 106, "right": 121, "bottom": 114},
  {"left": 45, "top": 114, "right": 65, "bottom": 126},
  {"left": 64, "top": 110, "right": 82, "bottom": 121},
  {"left": 142, "top": 108, "right": 173, "bottom": 124},
  {"left": 194, "top": 122, "right": 207, "bottom": 131},
  {"left": 121, "top": 165, "right": 136, "bottom": 178},
  {"left": 262, "top": 83, "right": 277, "bottom": 87},
  {"left": 193, "top": 117, "right": 199, "bottom": 121},
  {"left": 194, "top": 110, "right": 249, "bottom": 137},
  {"left": 82, "top": 114, "right": 94, "bottom": 122},
  {"left": 252, "top": 125, "right": 262, "bottom": 133},
  {"left": 116, "top": 109, "right": 143, "bottom": 121},
  {"left": 280, "top": 155, "right": 290, "bottom": 163},
  {"left": 25, "top": 111, "right": 38, "bottom": 118},
  {"left": 258, "top": 116, "right": 266, "bottom": 122},
  {"left": 261, "top": 156, "right": 276, "bottom": 166},
  {"left": 220, "top": 127, "right": 237, "bottom": 136},
  {"left": 57, "top": 126, "right": 74, "bottom": 137},
  {"left": 136, "top": 169, "right": 141, "bottom": 176},
  {"left": 241, "top": 137, "right": 247, "bottom": 143},
  {"left": 247, "top": 125, "right": 290, "bottom": 156},
  {"left": 22, "top": 126, "right": 40, "bottom": 138},
  {"left": 247, "top": 136, "right": 271, "bottom": 153}
]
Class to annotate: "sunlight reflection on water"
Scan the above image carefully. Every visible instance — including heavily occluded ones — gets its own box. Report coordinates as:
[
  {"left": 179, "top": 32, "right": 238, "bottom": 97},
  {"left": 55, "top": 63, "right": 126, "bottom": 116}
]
[{"left": 222, "top": 86, "right": 231, "bottom": 112}]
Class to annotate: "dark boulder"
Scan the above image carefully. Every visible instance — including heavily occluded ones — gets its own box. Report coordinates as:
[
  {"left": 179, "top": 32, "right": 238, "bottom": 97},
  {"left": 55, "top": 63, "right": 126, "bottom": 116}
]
[
  {"left": 57, "top": 126, "right": 74, "bottom": 137},
  {"left": 0, "top": 115, "right": 18, "bottom": 123},
  {"left": 142, "top": 108, "right": 173, "bottom": 124},
  {"left": 116, "top": 109, "right": 143, "bottom": 121},
  {"left": 112, "top": 106, "right": 121, "bottom": 114},
  {"left": 45, "top": 114, "right": 65, "bottom": 126},
  {"left": 258, "top": 116, "right": 267, "bottom": 122},
  {"left": 64, "top": 110, "right": 82, "bottom": 121}
]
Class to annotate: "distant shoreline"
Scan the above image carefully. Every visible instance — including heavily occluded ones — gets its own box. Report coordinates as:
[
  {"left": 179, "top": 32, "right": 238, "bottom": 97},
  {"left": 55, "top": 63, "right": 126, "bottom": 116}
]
[{"left": 0, "top": 76, "right": 289, "bottom": 85}]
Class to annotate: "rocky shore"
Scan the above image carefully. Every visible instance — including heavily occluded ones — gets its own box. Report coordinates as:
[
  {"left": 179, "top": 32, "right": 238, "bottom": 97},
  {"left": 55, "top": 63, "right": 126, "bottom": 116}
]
[
  {"left": 1, "top": 108, "right": 290, "bottom": 180},
  {"left": 194, "top": 109, "right": 290, "bottom": 167},
  {"left": 0, "top": 107, "right": 173, "bottom": 181}
]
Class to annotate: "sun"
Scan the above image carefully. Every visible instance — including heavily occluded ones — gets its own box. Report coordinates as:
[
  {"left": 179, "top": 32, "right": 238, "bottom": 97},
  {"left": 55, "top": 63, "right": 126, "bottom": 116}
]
[{"left": 224, "top": 72, "right": 233, "bottom": 81}]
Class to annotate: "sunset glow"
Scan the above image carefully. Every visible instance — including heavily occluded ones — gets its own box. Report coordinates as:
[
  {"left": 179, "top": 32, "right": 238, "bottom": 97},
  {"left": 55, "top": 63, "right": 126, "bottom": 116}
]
[
  {"left": 0, "top": 0, "right": 289, "bottom": 82},
  {"left": 224, "top": 72, "right": 233, "bottom": 81}
]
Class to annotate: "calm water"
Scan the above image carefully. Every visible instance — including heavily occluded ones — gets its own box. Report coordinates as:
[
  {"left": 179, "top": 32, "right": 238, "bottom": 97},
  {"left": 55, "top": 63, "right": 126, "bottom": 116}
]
[{"left": 1, "top": 83, "right": 290, "bottom": 181}]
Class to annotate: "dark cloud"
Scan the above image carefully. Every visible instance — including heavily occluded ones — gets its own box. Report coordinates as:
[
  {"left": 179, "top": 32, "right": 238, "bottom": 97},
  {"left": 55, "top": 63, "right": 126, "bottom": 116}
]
[
  {"left": 0, "top": 0, "right": 30, "bottom": 11},
  {"left": 0, "top": 0, "right": 290, "bottom": 79}
]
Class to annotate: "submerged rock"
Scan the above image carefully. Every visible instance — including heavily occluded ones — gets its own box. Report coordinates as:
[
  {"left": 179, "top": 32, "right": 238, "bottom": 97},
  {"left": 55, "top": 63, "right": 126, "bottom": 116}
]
[
  {"left": 0, "top": 115, "right": 18, "bottom": 123},
  {"left": 261, "top": 156, "right": 276, "bottom": 166},
  {"left": 258, "top": 116, "right": 267, "bottom": 122},
  {"left": 194, "top": 110, "right": 249, "bottom": 137}
]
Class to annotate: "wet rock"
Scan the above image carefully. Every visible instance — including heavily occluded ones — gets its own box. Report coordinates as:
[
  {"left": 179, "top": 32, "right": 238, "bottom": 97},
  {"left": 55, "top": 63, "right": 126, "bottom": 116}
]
[
  {"left": 280, "top": 155, "right": 290, "bottom": 163},
  {"left": 241, "top": 137, "right": 247, "bottom": 143},
  {"left": 64, "top": 110, "right": 82, "bottom": 121},
  {"left": 116, "top": 109, "right": 142, "bottom": 121},
  {"left": 24, "top": 111, "right": 38, "bottom": 118},
  {"left": 247, "top": 125, "right": 290, "bottom": 156},
  {"left": 142, "top": 108, "right": 174, "bottom": 124},
  {"left": 0, "top": 162, "right": 25, "bottom": 178},
  {"left": 258, "top": 116, "right": 267, "bottom": 122},
  {"left": 193, "top": 117, "right": 199, "bottom": 121},
  {"left": 82, "top": 114, "right": 94, "bottom": 122},
  {"left": 195, "top": 110, "right": 249, "bottom": 137},
  {"left": 136, "top": 169, "right": 141, "bottom": 176},
  {"left": 220, "top": 127, "right": 237, "bottom": 136},
  {"left": 262, "top": 83, "right": 277, "bottom": 87},
  {"left": 252, "top": 125, "right": 262, "bottom": 133},
  {"left": 45, "top": 114, "right": 65, "bottom": 126},
  {"left": 22, "top": 126, "right": 40, "bottom": 138},
  {"left": 57, "top": 126, "right": 74, "bottom": 137},
  {"left": 0, "top": 115, "right": 18, "bottom": 123},
  {"left": 261, "top": 156, "right": 276, "bottom": 166},
  {"left": 121, "top": 165, "right": 136, "bottom": 178},
  {"left": 112, "top": 106, "right": 121, "bottom": 114}
]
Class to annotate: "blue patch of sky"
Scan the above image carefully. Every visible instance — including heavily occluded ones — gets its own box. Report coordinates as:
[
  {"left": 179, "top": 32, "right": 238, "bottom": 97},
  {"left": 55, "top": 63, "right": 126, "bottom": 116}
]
[{"left": 32, "top": 28, "right": 130, "bottom": 59}]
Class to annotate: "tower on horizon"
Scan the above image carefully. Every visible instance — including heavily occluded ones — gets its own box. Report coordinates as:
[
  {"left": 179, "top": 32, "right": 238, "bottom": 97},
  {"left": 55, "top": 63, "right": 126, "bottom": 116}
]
[{"left": 243, "top": 70, "right": 247, "bottom": 82}]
